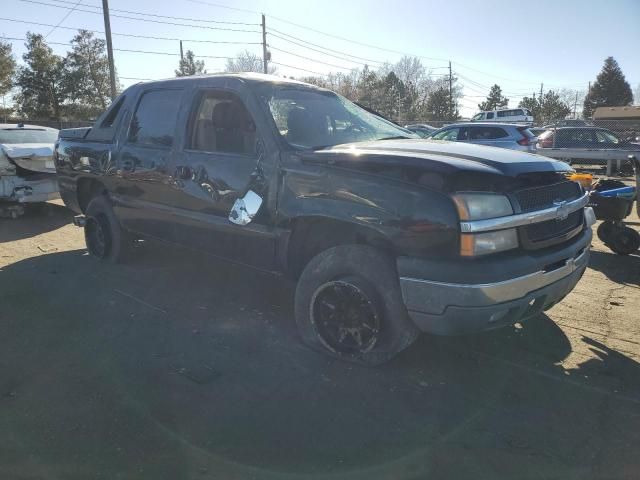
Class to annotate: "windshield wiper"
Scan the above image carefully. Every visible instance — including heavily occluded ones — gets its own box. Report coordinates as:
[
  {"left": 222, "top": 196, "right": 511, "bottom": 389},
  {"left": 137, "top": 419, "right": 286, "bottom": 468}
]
[{"left": 376, "top": 135, "right": 412, "bottom": 141}]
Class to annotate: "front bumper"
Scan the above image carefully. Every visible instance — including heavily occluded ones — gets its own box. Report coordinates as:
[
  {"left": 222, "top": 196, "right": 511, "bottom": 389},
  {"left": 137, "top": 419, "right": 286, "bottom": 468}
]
[
  {"left": 398, "top": 226, "right": 592, "bottom": 335},
  {"left": 0, "top": 174, "right": 60, "bottom": 203}
]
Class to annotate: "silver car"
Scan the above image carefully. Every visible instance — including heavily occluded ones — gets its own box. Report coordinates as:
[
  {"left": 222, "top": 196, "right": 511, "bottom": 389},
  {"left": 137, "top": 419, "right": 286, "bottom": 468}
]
[{"left": 429, "top": 122, "right": 537, "bottom": 153}]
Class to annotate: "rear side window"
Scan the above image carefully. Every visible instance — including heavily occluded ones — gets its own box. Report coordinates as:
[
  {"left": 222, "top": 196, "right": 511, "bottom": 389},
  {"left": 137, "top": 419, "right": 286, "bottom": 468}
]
[
  {"left": 497, "top": 109, "right": 524, "bottom": 118},
  {"left": 128, "top": 89, "right": 182, "bottom": 147},
  {"left": 469, "top": 126, "right": 509, "bottom": 140},
  {"left": 432, "top": 127, "right": 462, "bottom": 141},
  {"left": 100, "top": 95, "right": 126, "bottom": 128}
]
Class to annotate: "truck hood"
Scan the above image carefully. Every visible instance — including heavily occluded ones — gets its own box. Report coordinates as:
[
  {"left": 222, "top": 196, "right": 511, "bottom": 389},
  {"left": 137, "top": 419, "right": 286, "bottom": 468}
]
[
  {"left": 0, "top": 143, "right": 55, "bottom": 174},
  {"left": 313, "top": 139, "right": 572, "bottom": 177}
]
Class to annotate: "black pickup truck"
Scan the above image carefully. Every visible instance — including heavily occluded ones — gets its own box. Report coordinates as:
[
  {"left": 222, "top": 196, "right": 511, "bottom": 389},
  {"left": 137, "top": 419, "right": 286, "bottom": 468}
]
[{"left": 55, "top": 73, "right": 595, "bottom": 365}]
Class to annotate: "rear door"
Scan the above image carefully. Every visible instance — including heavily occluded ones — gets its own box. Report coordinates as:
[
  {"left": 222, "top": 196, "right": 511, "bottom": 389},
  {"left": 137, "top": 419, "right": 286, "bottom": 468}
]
[{"left": 113, "top": 87, "right": 186, "bottom": 239}]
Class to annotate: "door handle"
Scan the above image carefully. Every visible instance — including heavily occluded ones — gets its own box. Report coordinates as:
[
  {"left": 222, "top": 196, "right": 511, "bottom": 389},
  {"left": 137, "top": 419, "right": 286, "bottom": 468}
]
[{"left": 174, "top": 165, "right": 192, "bottom": 180}]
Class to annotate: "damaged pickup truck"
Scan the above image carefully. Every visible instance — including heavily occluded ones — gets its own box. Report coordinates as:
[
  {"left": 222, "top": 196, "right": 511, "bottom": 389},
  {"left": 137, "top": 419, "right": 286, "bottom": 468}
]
[
  {"left": 55, "top": 73, "right": 596, "bottom": 364},
  {"left": 0, "top": 124, "right": 60, "bottom": 218}
]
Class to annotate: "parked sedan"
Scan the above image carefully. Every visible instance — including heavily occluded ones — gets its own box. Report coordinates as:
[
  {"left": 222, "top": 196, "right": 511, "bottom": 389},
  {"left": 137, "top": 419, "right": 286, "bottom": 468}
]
[
  {"left": 428, "top": 123, "right": 537, "bottom": 153},
  {"left": 404, "top": 123, "right": 438, "bottom": 138},
  {"left": 0, "top": 124, "right": 60, "bottom": 217}
]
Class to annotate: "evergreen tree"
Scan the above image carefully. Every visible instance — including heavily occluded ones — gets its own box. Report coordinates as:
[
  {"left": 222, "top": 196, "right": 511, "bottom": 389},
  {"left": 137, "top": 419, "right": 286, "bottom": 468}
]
[
  {"left": 0, "top": 40, "right": 15, "bottom": 97},
  {"left": 583, "top": 57, "right": 633, "bottom": 118},
  {"left": 62, "top": 30, "right": 113, "bottom": 118},
  {"left": 15, "top": 32, "right": 65, "bottom": 120},
  {"left": 176, "top": 50, "right": 206, "bottom": 77},
  {"left": 478, "top": 84, "right": 508, "bottom": 111},
  {"left": 424, "top": 87, "right": 452, "bottom": 121}
]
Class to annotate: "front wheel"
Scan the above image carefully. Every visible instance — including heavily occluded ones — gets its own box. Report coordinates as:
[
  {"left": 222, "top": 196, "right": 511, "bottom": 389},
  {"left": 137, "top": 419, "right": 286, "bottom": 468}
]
[
  {"left": 607, "top": 226, "right": 640, "bottom": 255},
  {"left": 85, "top": 195, "right": 132, "bottom": 263},
  {"left": 294, "top": 245, "right": 418, "bottom": 366}
]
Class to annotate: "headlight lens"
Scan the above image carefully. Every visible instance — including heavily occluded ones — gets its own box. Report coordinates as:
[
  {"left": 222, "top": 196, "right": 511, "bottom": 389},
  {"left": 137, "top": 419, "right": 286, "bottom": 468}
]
[
  {"left": 453, "top": 193, "right": 513, "bottom": 221},
  {"left": 460, "top": 229, "right": 518, "bottom": 256}
]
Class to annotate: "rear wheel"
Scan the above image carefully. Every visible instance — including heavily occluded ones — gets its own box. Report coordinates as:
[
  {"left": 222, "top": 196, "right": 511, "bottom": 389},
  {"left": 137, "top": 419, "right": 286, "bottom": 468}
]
[
  {"left": 294, "top": 245, "right": 418, "bottom": 366},
  {"left": 85, "top": 195, "right": 132, "bottom": 263}
]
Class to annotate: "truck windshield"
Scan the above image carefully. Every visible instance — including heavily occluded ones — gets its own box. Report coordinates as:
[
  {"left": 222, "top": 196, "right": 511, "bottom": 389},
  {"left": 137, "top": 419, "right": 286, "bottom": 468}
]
[
  {"left": 0, "top": 128, "right": 59, "bottom": 144},
  {"left": 258, "top": 85, "right": 414, "bottom": 149}
]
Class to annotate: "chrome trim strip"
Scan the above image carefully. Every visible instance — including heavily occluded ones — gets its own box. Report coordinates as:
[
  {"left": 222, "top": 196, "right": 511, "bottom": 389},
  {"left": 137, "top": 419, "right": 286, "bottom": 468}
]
[
  {"left": 460, "top": 192, "right": 589, "bottom": 233},
  {"left": 400, "top": 246, "right": 590, "bottom": 315}
]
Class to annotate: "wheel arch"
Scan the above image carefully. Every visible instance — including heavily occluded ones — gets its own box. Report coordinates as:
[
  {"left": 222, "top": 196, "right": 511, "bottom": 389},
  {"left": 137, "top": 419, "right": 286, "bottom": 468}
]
[
  {"left": 76, "top": 177, "right": 108, "bottom": 213},
  {"left": 284, "top": 215, "right": 395, "bottom": 279}
]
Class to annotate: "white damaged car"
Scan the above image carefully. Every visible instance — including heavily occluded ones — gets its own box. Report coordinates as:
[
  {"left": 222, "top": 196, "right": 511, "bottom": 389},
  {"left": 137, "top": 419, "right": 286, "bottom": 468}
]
[{"left": 0, "top": 124, "right": 60, "bottom": 217}]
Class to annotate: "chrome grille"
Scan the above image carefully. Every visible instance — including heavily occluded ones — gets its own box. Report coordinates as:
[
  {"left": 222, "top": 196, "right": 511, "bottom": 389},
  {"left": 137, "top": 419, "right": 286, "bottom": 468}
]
[
  {"left": 524, "top": 210, "right": 583, "bottom": 244},
  {"left": 514, "top": 181, "right": 582, "bottom": 213}
]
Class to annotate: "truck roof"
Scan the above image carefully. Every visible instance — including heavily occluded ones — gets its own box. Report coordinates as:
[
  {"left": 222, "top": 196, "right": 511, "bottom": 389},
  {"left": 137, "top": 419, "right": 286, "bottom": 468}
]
[{"left": 128, "top": 72, "right": 316, "bottom": 88}]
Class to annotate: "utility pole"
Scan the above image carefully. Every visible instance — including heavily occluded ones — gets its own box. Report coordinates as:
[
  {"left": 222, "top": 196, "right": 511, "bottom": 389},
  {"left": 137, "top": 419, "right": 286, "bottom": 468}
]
[
  {"left": 448, "top": 61, "right": 453, "bottom": 120},
  {"left": 101, "top": 0, "right": 117, "bottom": 100},
  {"left": 539, "top": 82, "right": 543, "bottom": 100},
  {"left": 180, "top": 40, "right": 184, "bottom": 62},
  {"left": 261, "top": 14, "right": 268, "bottom": 74},
  {"left": 573, "top": 91, "right": 578, "bottom": 118}
]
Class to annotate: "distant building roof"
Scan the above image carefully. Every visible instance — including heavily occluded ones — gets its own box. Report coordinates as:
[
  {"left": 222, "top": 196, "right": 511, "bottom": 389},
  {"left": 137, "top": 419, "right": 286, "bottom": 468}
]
[{"left": 593, "top": 105, "right": 640, "bottom": 120}]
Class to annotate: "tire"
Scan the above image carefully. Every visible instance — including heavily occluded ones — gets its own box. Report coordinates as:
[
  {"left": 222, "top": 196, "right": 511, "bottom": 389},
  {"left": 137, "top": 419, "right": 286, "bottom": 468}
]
[
  {"left": 294, "top": 245, "right": 418, "bottom": 366},
  {"left": 597, "top": 221, "right": 616, "bottom": 244},
  {"left": 84, "top": 195, "right": 132, "bottom": 263},
  {"left": 607, "top": 226, "right": 640, "bottom": 256}
]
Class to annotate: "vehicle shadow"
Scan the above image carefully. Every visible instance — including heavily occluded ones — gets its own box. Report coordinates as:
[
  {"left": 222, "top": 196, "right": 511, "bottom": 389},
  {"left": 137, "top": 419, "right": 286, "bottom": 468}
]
[
  {"left": 588, "top": 249, "right": 640, "bottom": 286},
  {"left": 1, "top": 246, "right": 639, "bottom": 479},
  {"left": 0, "top": 202, "right": 73, "bottom": 243}
]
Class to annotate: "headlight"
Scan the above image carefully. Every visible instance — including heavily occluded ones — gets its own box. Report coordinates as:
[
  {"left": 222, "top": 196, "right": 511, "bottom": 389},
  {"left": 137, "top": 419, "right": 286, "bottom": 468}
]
[
  {"left": 452, "top": 193, "right": 513, "bottom": 221},
  {"left": 460, "top": 229, "right": 519, "bottom": 256}
]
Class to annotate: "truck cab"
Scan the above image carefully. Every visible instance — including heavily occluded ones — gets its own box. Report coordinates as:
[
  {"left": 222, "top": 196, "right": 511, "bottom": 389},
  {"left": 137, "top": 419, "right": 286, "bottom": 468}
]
[{"left": 55, "top": 73, "right": 595, "bottom": 365}]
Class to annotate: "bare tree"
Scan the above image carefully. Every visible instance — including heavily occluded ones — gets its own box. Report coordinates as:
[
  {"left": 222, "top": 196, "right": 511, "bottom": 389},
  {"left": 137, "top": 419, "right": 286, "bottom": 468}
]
[{"left": 225, "top": 50, "right": 276, "bottom": 74}]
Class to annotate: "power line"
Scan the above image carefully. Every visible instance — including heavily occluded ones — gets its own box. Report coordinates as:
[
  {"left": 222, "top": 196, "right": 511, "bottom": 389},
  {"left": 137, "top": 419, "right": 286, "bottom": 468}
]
[
  {"left": 268, "top": 32, "right": 381, "bottom": 68},
  {"left": 2, "top": 36, "right": 235, "bottom": 59},
  {"left": 18, "top": 0, "right": 262, "bottom": 33},
  {"left": 270, "top": 61, "right": 327, "bottom": 77},
  {"left": 47, "top": 0, "right": 259, "bottom": 26},
  {"left": 45, "top": 0, "right": 83, "bottom": 38},
  {"left": 0, "top": 16, "right": 262, "bottom": 45},
  {"left": 269, "top": 46, "right": 356, "bottom": 71},
  {"left": 267, "top": 28, "right": 387, "bottom": 66}
]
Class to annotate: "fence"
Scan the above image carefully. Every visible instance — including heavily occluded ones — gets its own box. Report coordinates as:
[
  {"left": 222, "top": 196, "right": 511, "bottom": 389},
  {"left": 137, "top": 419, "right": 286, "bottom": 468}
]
[{"left": 3, "top": 118, "right": 94, "bottom": 130}]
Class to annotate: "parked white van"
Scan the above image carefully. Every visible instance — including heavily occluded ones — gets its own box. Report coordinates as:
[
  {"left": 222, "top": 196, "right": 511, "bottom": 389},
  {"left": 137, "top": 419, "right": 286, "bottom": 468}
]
[{"left": 471, "top": 108, "right": 534, "bottom": 123}]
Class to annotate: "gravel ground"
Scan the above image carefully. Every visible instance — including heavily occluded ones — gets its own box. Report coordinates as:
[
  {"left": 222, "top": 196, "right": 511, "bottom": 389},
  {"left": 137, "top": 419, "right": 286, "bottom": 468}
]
[{"left": 1, "top": 199, "right": 639, "bottom": 480}]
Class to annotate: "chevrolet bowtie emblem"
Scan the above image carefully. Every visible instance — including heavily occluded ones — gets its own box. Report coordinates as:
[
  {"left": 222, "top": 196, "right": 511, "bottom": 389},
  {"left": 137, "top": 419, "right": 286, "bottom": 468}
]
[{"left": 553, "top": 199, "right": 569, "bottom": 221}]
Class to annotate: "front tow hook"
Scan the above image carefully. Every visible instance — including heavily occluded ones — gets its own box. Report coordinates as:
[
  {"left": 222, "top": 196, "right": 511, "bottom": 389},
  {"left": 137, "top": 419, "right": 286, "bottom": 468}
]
[{"left": 73, "top": 214, "right": 86, "bottom": 227}]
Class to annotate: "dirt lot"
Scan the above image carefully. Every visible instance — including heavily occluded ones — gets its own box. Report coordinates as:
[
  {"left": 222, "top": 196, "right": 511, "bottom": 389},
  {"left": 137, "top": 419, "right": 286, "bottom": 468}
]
[{"left": 1, "top": 200, "right": 639, "bottom": 480}]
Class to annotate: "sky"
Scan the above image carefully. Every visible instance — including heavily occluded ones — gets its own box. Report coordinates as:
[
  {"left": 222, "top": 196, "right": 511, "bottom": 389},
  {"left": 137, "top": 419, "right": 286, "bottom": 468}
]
[{"left": 1, "top": 0, "right": 639, "bottom": 117}]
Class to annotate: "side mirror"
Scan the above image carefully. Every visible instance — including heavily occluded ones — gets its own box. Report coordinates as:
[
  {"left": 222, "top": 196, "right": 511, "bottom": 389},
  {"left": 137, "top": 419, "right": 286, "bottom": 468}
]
[{"left": 229, "top": 190, "right": 263, "bottom": 226}]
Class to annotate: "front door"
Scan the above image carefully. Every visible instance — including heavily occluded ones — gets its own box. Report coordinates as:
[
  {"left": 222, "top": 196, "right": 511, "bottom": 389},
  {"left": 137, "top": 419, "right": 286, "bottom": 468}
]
[{"left": 169, "top": 88, "right": 277, "bottom": 270}]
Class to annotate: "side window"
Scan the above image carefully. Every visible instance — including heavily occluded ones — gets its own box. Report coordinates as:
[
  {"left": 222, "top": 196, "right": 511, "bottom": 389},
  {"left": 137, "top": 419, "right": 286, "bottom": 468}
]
[
  {"left": 595, "top": 130, "right": 619, "bottom": 144},
  {"left": 432, "top": 128, "right": 459, "bottom": 141},
  {"left": 486, "top": 112, "right": 495, "bottom": 119},
  {"left": 188, "top": 90, "right": 257, "bottom": 155},
  {"left": 496, "top": 110, "right": 506, "bottom": 118},
  {"left": 469, "top": 127, "right": 509, "bottom": 140},
  {"left": 513, "top": 109, "right": 523, "bottom": 116},
  {"left": 128, "top": 89, "right": 182, "bottom": 147},
  {"left": 100, "top": 95, "right": 126, "bottom": 128}
]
